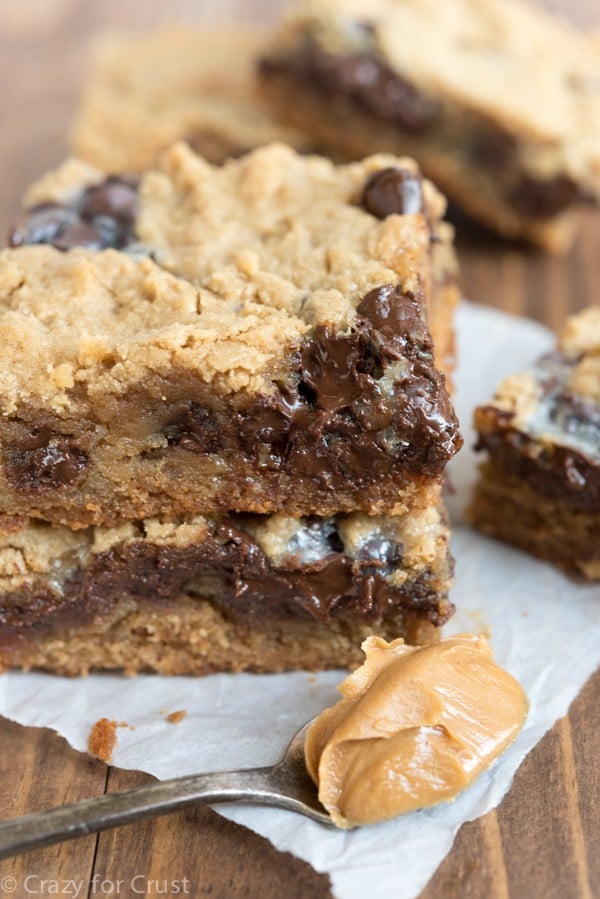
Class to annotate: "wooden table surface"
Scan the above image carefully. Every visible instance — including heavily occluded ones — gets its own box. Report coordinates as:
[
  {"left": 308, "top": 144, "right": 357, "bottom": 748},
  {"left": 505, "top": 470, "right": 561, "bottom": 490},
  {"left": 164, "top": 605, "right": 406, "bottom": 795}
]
[{"left": 0, "top": 1, "right": 598, "bottom": 897}]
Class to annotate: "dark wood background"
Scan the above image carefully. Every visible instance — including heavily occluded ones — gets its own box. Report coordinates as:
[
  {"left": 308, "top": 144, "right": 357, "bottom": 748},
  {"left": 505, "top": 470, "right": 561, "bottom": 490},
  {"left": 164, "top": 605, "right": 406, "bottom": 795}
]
[{"left": 0, "top": 1, "right": 598, "bottom": 897}]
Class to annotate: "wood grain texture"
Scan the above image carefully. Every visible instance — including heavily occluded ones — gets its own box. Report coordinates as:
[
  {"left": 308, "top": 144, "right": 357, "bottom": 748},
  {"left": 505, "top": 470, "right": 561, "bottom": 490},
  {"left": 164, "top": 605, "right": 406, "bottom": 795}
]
[
  {"left": 0, "top": 718, "right": 107, "bottom": 894},
  {"left": 0, "top": 1, "right": 598, "bottom": 897}
]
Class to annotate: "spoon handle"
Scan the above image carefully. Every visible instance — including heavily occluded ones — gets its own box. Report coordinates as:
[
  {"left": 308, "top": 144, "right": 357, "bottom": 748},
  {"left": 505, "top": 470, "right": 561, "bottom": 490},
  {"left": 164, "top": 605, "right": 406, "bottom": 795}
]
[{"left": 0, "top": 767, "right": 276, "bottom": 860}]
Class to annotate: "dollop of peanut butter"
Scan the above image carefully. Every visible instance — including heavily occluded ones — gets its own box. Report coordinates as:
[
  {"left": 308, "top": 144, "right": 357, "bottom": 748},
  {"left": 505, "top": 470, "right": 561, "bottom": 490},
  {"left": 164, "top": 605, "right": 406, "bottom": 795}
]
[{"left": 305, "top": 633, "right": 528, "bottom": 828}]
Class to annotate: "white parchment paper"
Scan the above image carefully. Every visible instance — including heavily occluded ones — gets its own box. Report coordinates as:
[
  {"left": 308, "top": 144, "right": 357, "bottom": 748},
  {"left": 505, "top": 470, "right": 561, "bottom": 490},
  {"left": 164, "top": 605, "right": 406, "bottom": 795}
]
[{"left": 1, "top": 302, "right": 598, "bottom": 899}]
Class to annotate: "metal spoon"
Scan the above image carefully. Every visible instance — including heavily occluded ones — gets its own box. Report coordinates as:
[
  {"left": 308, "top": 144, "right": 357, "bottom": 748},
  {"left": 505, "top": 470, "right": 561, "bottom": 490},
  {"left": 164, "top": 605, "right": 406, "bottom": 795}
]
[{"left": 0, "top": 719, "right": 334, "bottom": 860}]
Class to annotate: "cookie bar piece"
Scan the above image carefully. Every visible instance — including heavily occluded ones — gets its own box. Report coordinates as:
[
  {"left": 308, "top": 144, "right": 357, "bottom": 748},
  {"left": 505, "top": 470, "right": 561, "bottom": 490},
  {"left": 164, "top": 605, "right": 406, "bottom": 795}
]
[
  {"left": 0, "top": 505, "right": 454, "bottom": 675},
  {"left": 71, "top": 27, "right": 316, "bottom": 172},
  {"left": 2, "top": 144, "right": 461, "bottom": 528},
  {"left": 16, "top": 145, "right": 459, "bottom": 382},
  {"left": 260, "top": 0, "right": 600, "bottom": 251},
  {"left": 469, "top": 307, "right": 600, "bottom": 579}
]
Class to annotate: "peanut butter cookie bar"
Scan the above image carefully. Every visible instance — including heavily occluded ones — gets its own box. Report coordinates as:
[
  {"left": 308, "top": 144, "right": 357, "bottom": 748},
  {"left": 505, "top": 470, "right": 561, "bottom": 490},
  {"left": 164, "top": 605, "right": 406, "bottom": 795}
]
[
  {"left": 0, "top": 505, "right": 453, "bottom": 674},
  {"left": 260, "top": 0, "right": 600, "bottom": 251},
  {"left": 469, "top": 307, "right": 600, "bottom": 579},
  {"left": 2, "top": 144, "right": 461, "bottom": 529},
  {"left": 71, "top": 27, "right": 315, "bottom": 172}
]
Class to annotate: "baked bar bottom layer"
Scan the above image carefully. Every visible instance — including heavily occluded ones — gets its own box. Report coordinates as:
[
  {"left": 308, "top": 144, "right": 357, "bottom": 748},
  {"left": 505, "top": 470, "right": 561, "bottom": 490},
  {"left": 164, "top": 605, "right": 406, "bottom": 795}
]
[
  {"left": 0, "top": 507, "right": 454, "bottom": 674},
  {"left": 259, "top": 68, "right": 578, "bottom": 251},
  {"left": 468, "top": 460, "right": 600, "bottom": 580},
  {"left": 0, "top": 596, "right": 441, "bottom": 676}
]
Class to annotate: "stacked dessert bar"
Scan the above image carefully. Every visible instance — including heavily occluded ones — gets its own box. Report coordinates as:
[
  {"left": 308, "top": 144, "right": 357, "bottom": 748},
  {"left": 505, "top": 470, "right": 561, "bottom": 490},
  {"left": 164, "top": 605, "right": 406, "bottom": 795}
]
[
  {"left": 0, "top": 143, "right": 462, "bottom": 674},
  {"left": 470, "top": 307, "right": 599, "bottom": 580},
  {"left": 259, "top": 0, "right": 600, "bottom": 251}
]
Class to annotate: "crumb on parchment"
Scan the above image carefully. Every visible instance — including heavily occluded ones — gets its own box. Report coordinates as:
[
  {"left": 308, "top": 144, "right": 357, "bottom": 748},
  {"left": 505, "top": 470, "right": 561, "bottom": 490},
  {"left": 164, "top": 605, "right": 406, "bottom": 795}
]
[
  {"left": 87, "top": 717, "right": 118, "bottom": 764},
  {"left": 166, "top": 709, "right": 187, "bottom": 724}
]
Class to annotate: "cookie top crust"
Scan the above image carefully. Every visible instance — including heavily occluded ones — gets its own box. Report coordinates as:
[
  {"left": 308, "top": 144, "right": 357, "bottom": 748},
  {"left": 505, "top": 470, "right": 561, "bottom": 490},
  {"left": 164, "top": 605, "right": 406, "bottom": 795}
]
[
  {"left": 138, "top": 142, "right": 444, "bottom": 301},
  {"left": 275, "top": 0, "right": 600, "bottom": 189},
  {"left": 71, "top": 27, "right": 315, "bottom": 172},
  {"left": 477, "top": 307, "right": 600, "bottom": 465},
  {"left": 0, "top": 246, "right": 311, "bottom": 414},
  {"left": 2, "top": 144, "right": 455, "bottom": 437}
]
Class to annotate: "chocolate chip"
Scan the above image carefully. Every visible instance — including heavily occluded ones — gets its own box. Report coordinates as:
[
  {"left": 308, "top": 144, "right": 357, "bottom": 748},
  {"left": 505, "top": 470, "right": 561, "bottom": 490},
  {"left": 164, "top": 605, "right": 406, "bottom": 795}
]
[
  {"left": 298, "top": 316, "right": 422, "bottom": 413},
  {"left": 52, "top": 220, "right": 108, "bottom": 252},
  {"left": 361, "top": 167, "right": 424, "bottom": 218},
  {"left": 369, "top": 66, "right": 437, "bottom": 128},
  {"left": 90, "top": 214, "right": 124, "bottom": 248},
  {"left": 7, "top": 176, "right": 140, "bottom": 253},
  {"left": 244, "top": 390, "right": 304, "bottom": 469},
  {"left": 299, "top": 328, "right": 369, "bottom": 411},
  {"left": 357, "top": 284, "right": 432, "bottom": 358},
  {"left": 510, "top": 174, "right": 579, "bottom": 219},
  {"left": 79, "top": 176, "right": 139, "bottom": 227},
  {"left": 165, "top": 404, "right": 226, "bottom": 454},
  {"left": 6, "top": 426, "right": 87, "bottom": 494},
  {"left": 8, "top": 204, "right": 78, "bottom": 248}
]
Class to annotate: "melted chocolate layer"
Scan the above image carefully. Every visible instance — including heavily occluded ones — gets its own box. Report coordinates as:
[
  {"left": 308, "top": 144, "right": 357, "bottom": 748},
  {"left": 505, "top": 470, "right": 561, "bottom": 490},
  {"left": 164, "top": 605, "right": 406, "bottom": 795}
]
[
  {"left": 0, "top": 519, "right": 453, "bottom": 638},
  {"left": 261, "top": 38, "right": 439, "bottom": 133},
  {"left": 476, "top": 412, "right": 600, "bottom": 511},
  {"left": 166, "top": 284, "right": 461, "bottom": 483}
]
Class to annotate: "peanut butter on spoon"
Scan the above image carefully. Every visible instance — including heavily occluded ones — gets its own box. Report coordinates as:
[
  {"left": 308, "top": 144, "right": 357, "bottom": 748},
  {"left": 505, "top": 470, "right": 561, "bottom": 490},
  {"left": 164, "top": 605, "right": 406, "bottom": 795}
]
[{"left": 305, "top": 633, "right": 528, "bottom": 828}]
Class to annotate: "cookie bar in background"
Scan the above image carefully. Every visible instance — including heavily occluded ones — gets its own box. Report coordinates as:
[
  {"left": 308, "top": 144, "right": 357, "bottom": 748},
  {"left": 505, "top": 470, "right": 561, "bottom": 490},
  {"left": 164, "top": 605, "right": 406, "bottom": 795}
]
[
  {"left": 0, "top": 505, "right": 454, "bottom": 674},
  {"left": 2, "top": 144, "right": 461, "bottom": 529},
  {"left": 259, "top": 0, "right": 600, "bottom": 251},
  {"left": 469, "top": 307, "right": 600, "bottom": 579},
  {"left": 71, "top": 28, "right": 315, "bottom": 171}
]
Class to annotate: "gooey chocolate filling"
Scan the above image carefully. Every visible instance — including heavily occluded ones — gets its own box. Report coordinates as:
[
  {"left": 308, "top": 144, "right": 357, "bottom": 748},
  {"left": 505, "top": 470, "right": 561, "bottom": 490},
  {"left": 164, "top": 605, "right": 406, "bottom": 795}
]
[
  {"left": 261, "top": 39, "right": 583, "bottom": 219},
  {"left": 165, "top": 284, "right": 461, "bottom": 483},
  {"left": 475, "top": 351, "right": 600, "bottom": 509},
  {"left": 5, "top": 424, "right": 88, "bottom": 494},
  {"left": 0, "top": 517, "right": 453, "bottom": 636},
  {"left": 261, "top": 36, "right": 439, "bottom": 133},
  {"left": 476, "top": 415, "right": 600, "bottom": 511}
]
